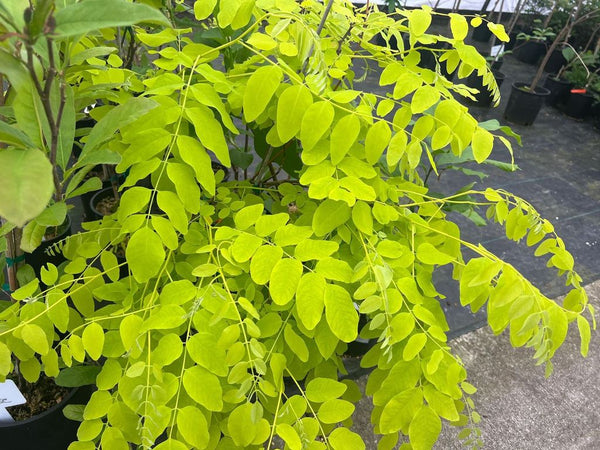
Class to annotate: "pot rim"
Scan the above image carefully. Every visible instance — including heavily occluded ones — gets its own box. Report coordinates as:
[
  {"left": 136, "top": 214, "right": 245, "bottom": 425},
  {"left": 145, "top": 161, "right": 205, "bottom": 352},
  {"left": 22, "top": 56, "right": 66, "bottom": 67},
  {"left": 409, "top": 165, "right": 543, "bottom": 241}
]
[
  {"left": 545, "top": 75, "right": 571, "bottom": 85},
  {"left": 90, "top": 186, "right": 119, "bottom": 218},
  {"left": 41, "top": 214, "right": 72, "bottom": 244},
  {"left": 513, "top": 82, "right": 551, "bottom": 96}
]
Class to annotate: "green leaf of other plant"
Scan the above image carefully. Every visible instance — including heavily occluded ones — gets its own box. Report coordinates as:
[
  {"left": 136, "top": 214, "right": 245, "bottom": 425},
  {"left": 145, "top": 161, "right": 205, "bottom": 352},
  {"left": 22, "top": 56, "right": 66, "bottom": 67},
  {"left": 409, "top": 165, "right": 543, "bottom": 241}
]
[
  {"left": 0, "top": 148, "right": 53, "bottom": 227},
  {"left": 54, "top": 0, "right": 170, "bottom": 38}
]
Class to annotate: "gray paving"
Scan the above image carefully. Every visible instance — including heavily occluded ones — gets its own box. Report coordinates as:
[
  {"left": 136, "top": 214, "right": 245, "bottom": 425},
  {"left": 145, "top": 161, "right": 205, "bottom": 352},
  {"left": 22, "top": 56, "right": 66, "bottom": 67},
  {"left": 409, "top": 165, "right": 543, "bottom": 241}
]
[{"left": 352, "top": 279, "right": 600, "bottom": 449}]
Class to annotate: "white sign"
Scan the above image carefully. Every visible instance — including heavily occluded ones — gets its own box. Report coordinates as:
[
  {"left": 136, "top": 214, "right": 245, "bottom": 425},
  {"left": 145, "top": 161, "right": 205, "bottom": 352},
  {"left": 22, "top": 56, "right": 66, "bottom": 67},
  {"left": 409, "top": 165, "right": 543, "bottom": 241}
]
[{"left": 0, "top": 380, "right": 27, "bottom": 423}]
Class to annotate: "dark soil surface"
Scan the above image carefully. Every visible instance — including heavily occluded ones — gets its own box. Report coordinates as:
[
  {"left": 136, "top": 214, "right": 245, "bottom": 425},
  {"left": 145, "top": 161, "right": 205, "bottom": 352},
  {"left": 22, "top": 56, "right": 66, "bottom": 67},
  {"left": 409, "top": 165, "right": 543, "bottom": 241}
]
[
  {"left": 8, "top": 375, "right": 71, "bottom": 421},
  {"left": 43, "top": 220, "right": 70, "bottom": 241},
  {"left": 95, "top": 196, "right": 119, "bottom": 216}
]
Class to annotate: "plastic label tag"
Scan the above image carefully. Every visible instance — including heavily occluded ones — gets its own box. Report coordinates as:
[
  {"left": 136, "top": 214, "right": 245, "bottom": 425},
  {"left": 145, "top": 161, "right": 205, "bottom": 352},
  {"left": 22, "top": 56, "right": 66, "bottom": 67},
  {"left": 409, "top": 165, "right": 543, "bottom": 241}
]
[
  {"left": 490, "top": 44, "right": 504, "bottom": 57},
  {"left": 0, "top": 380, "right": 27, "bottom": 423}
]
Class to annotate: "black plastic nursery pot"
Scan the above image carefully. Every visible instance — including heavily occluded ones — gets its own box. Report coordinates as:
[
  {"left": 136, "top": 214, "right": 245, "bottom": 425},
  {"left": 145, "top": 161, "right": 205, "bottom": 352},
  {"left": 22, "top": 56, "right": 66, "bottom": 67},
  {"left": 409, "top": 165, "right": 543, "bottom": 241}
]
[
  {"left": 375, "top": 31, "right": 408, "bottom": 52},
  {"left": 70, "top": 117, "right": 96, "bottom": 160},
  {"left": 591, "top": 102, "right": 600, "bottom": 129},
  {"left": 80, "top": 166, "right": 108, "bottom": 221},
  {"left": 565, "top": 91, "right": 594, "bottom": 120},
  {"left": 465, "top": 70, "right": 506, "bottom": 107},
  {"left": 543, "top": 49, "right": 567, "bottom": 74},
  {"left": 490, "top": 57, "right": 503, "bottom": 71},
  {"left": 514, "top": 40, "right": 547, "bottom": 65},
  {"left": 24, "top": 216, "right": 72, "bottom": 277},
  {"left": 505, "top": 32, "right": 519, "bottom": 51},
  {"left": 543, "top": 76, "right": 573, "bottom": 107},
  {"left": 89, "top": 186, "right": 119, "bottom": 221},
  {"left": 504, "top": 82, "right": 550, "bottom": 125},
  {"left": 472, "top": 26, "right": 493, "bottom": 42},
  {"left": 419, "top": 42, "right": 451, "bottom": 72},
  {"left": 0, "top": 387, "right": 87, "bottom": 450}
]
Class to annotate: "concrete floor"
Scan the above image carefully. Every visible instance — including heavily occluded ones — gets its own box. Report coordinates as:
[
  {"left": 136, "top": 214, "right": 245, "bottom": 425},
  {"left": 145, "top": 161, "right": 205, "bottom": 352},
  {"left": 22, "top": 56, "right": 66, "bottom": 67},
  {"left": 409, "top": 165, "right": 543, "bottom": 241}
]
[{"left": 352, "top": 280, "right": 600, "bottom": 449}]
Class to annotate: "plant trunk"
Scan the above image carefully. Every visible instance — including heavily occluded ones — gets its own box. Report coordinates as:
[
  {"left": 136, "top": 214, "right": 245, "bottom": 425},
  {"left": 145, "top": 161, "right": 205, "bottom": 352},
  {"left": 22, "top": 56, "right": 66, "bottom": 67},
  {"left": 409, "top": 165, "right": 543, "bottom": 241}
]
[
  {"left": 583, "top": 26, "right": 600, "bottom": 52},
  {"left": 530, "top": 27, "right": 569, "bottom": 90},
  {"left": 451, "top": 0, "right": 462, "bottom": 13},
  {"left": 490, "top": 0, "right": 506, "bottom": 58},
  {"left": 4, "top": 228, "right": 23, "bottom": 295},
  {"left": 529, "top": 0, "right": 585, "bottom": 91},
  {"left": 563, "top": 0, "right": 585, "bottom": 44},
  {"left": 507, "top": 0, "right": 524, "bottom": 35},
  {"left": 542, "top": 0, "right": 559, "bottom": 30}
]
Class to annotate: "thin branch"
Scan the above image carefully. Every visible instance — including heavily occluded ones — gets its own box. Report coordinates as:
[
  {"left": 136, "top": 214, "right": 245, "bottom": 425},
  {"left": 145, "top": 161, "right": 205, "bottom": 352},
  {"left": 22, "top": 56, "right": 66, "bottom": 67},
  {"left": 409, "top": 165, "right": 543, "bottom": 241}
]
[
  {"left": 24, "top": 43, "right": 44, "bottom": 97},
  {"left": 302, "top": 0, "right": 335, "bottom": 74}
]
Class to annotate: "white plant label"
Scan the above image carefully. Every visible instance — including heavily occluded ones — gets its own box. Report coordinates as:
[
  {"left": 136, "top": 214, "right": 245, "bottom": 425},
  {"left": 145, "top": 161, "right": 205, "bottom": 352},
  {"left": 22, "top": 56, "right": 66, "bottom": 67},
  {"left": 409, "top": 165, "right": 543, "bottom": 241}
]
[
  {"left": 0, "top": 380, "right": 27, "bottom": 423},
  {"left": 490, "top": 44, "right": 505, "bottom": 57}
]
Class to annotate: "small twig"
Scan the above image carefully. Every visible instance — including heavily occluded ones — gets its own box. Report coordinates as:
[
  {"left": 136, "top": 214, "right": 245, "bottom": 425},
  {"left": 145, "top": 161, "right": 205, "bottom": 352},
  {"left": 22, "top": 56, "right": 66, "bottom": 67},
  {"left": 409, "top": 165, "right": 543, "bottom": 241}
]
[
  {"left": 528, "top": 0, "right": 597, "bottom": 91},
  {"left": 542, "top": 0, "right": 559, "bottom": 30},
  {"left": 336, "top": 24, "right": 354, "bottom": 56},
  {"left": 506, "top": 0, "right": 525, "bottom": 36},
  {"left": 302, "top": 0, "right": 335, "bottom": 74},
  {"left": 25, "top": 43, "right": 44, "bottom": 97},
  {"left": 251, "top": 146, "right": 274, "bottom": 184},
  {"left": 557, "top": 42, "right": 590, "bottom": 80},
  {"left": 24, "top": 37, "right": 64, "bottom": 201},
  {"left": 5, "top": 228, "right": 19, "bottom": 295},
  {"left": 124, "top": 27, "right": 137, "bottom": 69},
  {"left": 582, "top": 25, "right": 600, "bottom": 52}
]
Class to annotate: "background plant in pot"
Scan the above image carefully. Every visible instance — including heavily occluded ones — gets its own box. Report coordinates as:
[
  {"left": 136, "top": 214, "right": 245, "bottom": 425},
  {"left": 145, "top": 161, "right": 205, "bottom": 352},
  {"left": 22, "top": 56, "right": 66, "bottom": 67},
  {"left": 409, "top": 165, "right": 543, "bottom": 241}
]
[
  {"left": 513, "top": 21, "right": 556, "bottom": 64},
  {"left": 542, "top": 46, "right": 593, "bottom": 105},
  {"left": 505, "top": 0, "right": 600, "bottom": 124},
  {"left": 547, "top": 0, "right": 600, "bottom": 49},
  {"left": 1, "top": 1, "right": 596, "bottom": 449},
  {"left": 0, "top": 0, "right": 172, "bottom": 441},
  {"left": 564, "top": 68, "right": 599, "bottom": 117},
  {"left": 0, "top": 0, "right": 171, "bottom": 286}
]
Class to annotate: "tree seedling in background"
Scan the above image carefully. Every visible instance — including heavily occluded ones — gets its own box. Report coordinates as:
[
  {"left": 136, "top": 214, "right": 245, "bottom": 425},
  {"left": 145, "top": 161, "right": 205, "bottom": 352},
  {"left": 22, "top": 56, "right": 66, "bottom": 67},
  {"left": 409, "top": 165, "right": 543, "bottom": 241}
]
[{"left": 529, "top": 0, "right": 600, "bottom": 90}]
